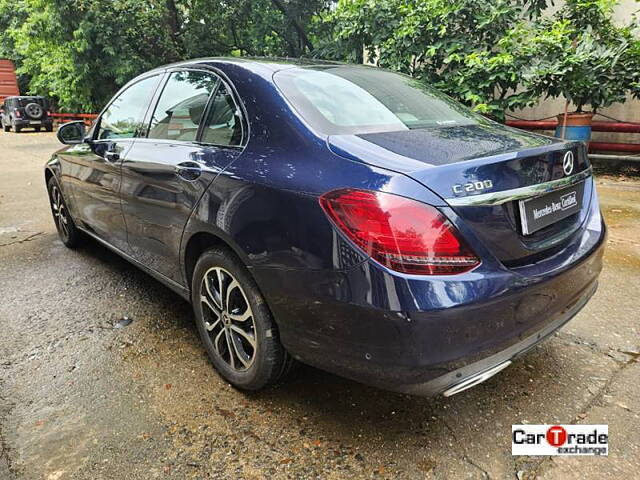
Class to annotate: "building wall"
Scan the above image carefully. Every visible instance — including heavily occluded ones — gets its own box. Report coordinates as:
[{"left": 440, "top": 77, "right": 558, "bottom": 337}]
[{"left": 0, "top": 59, "right": 20, "bottom": 104}]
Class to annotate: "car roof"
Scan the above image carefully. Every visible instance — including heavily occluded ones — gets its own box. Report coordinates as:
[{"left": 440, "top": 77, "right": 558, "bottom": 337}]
[
  {"left": 5, "top": 95, "right": 46, "bottom": 100},
  {"left": 144, "top": 56, "right": 348, "bottom": 76}
]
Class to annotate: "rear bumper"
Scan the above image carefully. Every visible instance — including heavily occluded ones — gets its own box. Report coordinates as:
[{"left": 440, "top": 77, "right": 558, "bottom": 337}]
[
  {"left": 252, "top": 213, "right": 605, "bottom": 396},
  {"left": 13, "top": 118, "right": 52, "bottom": 127},
  {"left": 403, "top": 278, "right": 597, "bottom": 396}
]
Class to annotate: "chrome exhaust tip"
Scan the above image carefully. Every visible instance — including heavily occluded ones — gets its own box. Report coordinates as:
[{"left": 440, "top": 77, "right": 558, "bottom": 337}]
[{"left": 442, "top": 360, "right": 512, "bottom": 397}]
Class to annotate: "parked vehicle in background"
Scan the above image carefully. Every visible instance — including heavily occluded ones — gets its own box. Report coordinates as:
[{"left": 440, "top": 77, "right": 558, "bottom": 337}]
[
  {"left": 1, "top": 96, "right": 54, "bottom": 132},
  {"left": 46, "top": 58, "right": 605, "bottom": 397}
]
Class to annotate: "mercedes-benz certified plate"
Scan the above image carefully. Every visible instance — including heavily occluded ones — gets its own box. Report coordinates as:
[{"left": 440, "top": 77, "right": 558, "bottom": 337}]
[{"left": 519, "top": 182, "right": 585, "bottom": 235}]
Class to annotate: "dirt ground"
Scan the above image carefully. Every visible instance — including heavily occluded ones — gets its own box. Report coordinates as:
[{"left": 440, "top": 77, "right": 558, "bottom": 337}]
[{"left": 1, "top": 132, "right": 639, "bottom": 480}]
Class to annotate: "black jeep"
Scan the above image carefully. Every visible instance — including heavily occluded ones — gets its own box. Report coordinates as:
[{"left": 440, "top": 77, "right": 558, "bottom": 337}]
[{"left": 1, "top": 96, "right": 54, "bottom": 132}]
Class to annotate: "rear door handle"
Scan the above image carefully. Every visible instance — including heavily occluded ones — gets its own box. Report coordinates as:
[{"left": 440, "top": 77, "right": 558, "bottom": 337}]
[{"left": 175, "top": 162, "right": 202, "bottom": 181}]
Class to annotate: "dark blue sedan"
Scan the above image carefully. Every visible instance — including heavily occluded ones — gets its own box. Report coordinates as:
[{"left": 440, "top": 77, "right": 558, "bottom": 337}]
[{"left": 47, "top": 58, "right": 605, "bottom": 396}]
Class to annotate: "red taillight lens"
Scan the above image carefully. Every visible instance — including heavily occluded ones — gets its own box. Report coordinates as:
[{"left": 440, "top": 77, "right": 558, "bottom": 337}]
[
  {"left": 320, "top": 189, "right": 480, "bottom": 275},
  {"left": 15, "top": 110, "right": 21, "bottom": 117}
]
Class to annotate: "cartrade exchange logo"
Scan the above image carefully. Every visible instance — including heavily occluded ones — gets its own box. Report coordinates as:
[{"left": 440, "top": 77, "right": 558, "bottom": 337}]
[{"left": 512, "top": 425, "right": 608, "bottom": 456}]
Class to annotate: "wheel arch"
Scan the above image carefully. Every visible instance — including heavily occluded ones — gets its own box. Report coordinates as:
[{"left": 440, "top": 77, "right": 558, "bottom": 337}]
[
  {"left": 44, "top": 166, "right": 54, "bottom": 185},
  {"left": 44, "top": 159, "right": 61, "bottom": 187},
  {"left": 181, "top": 227, "right": 252, "bottom": 295},
  {"left": 181, "top": 227, "right": 289, "bottom": 330}
]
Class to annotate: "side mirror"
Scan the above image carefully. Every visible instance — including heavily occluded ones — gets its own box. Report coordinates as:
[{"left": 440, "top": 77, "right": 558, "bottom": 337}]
[{"left": 56, "top": 120, "right": 87, "bottom": 145}]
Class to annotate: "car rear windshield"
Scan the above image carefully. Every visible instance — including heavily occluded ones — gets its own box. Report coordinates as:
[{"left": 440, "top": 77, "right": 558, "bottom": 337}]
[{"left": 274, "top": 66, "right": 481, "bottom": 135}]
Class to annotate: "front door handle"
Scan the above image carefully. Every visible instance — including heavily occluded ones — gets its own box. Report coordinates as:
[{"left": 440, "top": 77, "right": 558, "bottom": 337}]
[{"left": 175, "top": 162, "right": 202, "bottom": 181}]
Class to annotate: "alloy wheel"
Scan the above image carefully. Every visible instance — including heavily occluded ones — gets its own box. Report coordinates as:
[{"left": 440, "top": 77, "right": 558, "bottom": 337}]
[
  {"left": 50, "top": 185, "right": 69, "bottom": 241},
  {"left": 200, "top": 267, "right": 257, "bottom": 371}
]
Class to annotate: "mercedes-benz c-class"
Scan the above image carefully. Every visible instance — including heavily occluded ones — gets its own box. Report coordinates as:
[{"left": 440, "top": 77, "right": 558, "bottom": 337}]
[{"left": 46, "top": 58, "right": 605, "bottom": 396}]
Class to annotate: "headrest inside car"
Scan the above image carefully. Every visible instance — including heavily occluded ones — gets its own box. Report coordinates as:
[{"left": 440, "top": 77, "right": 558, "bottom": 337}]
[{"left": 189, "top": 103, "right": 206, "bottom": 125}]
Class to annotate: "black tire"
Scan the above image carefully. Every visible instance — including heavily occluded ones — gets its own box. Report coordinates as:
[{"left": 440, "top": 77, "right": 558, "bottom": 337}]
[
  {"left": 34, "top": 126, "right": 41, "bottom": 132},
  {"left": 13, "top": 121, "right": 21, "bottom": 133},
  {"left": 45, "top": 124, "right": 53, "bottom": 132},
  {"left": 47, "top": 176, "right": 81, "bottom": 248},
  {"left": 191, "top": 247, "right": 295, "bottom": 391}
]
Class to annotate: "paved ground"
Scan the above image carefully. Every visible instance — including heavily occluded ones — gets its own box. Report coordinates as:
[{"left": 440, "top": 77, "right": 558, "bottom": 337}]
[{"left": 0, "top": 132, "right": 639, "bottom": 480}]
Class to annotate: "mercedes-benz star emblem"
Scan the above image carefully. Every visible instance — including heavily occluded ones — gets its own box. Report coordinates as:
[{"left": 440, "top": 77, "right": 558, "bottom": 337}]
[{"left": 562, "top": 151, "right": 574, "bottom": 176}]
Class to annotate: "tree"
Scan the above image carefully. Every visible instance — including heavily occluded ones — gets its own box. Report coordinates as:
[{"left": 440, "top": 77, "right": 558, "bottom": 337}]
[
  {"left": 181, "top": 0, "right": 331, "bottom": 58},
  {"left": 524, "top": 0, "right": 640, "bottom": 113},
  {"left": 321, "top": 0, "right": 548, "bottom": 119},
  {"left": 0, "top": 0, "right": 29, "bottom": 92},
  {"left": 1, "top": 0, "right": 333, "bottom": 111},
  {"left": 3, "top": 0, "right": 183, "bottom": 110},
  {"left": 323, "top": 0, "right": 640, "bottom": 120}
]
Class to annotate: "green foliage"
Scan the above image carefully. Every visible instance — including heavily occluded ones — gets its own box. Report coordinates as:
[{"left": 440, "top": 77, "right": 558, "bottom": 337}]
[
  {"left": 524, "top": 0, "right": 640, "bottom": 112},
  {"left": 1, "top": 0, "right": 638, "bottom": 116},
  {"left": 0, "top": 0, "right": 28, "bottom": 92},
  {"left": 324, "top": 0, "right": 640, "bottom": 118},
  {"left": 182, "top": 0, "right": 328, "bottom": 58},
  {"left": 0, "top": 0, "right": 332, "bottom": 111},
  {"left": 321, "top": 0, "right": 548, "bottom": 120},
  {"left": 2, "top": 0, "right": 184, "bottom": 111}
]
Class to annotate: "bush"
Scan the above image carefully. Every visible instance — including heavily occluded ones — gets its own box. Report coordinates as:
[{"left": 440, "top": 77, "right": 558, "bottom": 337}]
[
  {"left": 524, "top": 0, "right": 640, "bottom": 113},
  {"left": 323, "top": 0, "right": 640, "bottom": 118},
  {"left": 321, "top": 0, "right": 545, "bottom": 120}
]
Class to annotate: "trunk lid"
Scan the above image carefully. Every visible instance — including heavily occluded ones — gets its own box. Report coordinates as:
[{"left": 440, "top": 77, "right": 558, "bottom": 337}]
[{"left": 328, "top": 123, "right": 593, "bottom": 265}]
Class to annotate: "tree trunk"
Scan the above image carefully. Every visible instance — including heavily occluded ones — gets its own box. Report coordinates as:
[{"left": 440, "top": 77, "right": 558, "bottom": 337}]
[
  {"left": 165, "top": 0, "right": 183, "bottom": 59},
  {"left": 355, "top": 42, "right": 363, "bottom": 64},
  {"left": 270, "top": 0, "right": 314, "bottom": 54}
]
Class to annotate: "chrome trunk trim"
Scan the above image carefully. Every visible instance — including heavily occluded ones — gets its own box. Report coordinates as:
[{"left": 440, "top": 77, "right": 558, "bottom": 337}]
[{"left": 446, "top": 167, "right": 592, "bottom": 207}]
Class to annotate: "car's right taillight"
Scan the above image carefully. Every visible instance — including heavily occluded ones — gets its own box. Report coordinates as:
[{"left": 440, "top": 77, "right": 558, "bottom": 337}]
[
  {"left": 14, "top": 110, "right": 21, "bottom": 117},
  {"left": 319, "top": 189, "right": 480, "bottom": 275}
]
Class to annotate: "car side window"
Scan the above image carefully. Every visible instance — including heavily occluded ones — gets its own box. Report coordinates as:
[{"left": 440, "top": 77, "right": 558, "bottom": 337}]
[
  {"left": 201, "top": 82, "right": 243, "bottom": 147},
  {"left": 97, "top": 75, "right": 161, "bottom": 140},
  {"left": 147, "top": 71, "right": 219, "bottom": 142}
]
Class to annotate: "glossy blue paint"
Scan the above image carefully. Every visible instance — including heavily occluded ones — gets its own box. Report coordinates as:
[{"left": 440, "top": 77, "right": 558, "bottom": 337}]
[{"left": 46, "top": 58, "right": 606, "bottom": 395}]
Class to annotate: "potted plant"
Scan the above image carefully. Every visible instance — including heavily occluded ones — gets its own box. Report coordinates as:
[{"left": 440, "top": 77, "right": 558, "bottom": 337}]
[{"left": 524, "top": 0, "right": 637, "bottom": 140}]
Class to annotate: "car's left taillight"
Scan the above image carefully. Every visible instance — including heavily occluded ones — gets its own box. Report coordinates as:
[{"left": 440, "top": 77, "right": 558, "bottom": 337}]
[{"left": 319, "top": 189, "right": 480, "bottom": 275}]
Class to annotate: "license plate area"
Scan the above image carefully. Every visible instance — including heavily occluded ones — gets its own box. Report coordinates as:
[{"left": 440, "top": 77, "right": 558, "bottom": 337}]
[
  {"left": 518, "top": 182, "right": 585, "bottom": 235},
  {"left": 29, "top": 120, "right": 41, "bottom": 124}
]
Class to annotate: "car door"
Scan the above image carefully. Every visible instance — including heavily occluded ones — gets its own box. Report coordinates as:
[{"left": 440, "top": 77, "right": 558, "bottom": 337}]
[
  {"left": 57, "top": 74, "right": 163, "bottom": 252},
  {"left": 121, "top": 69, "right": 246, "bottom": 283}
]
